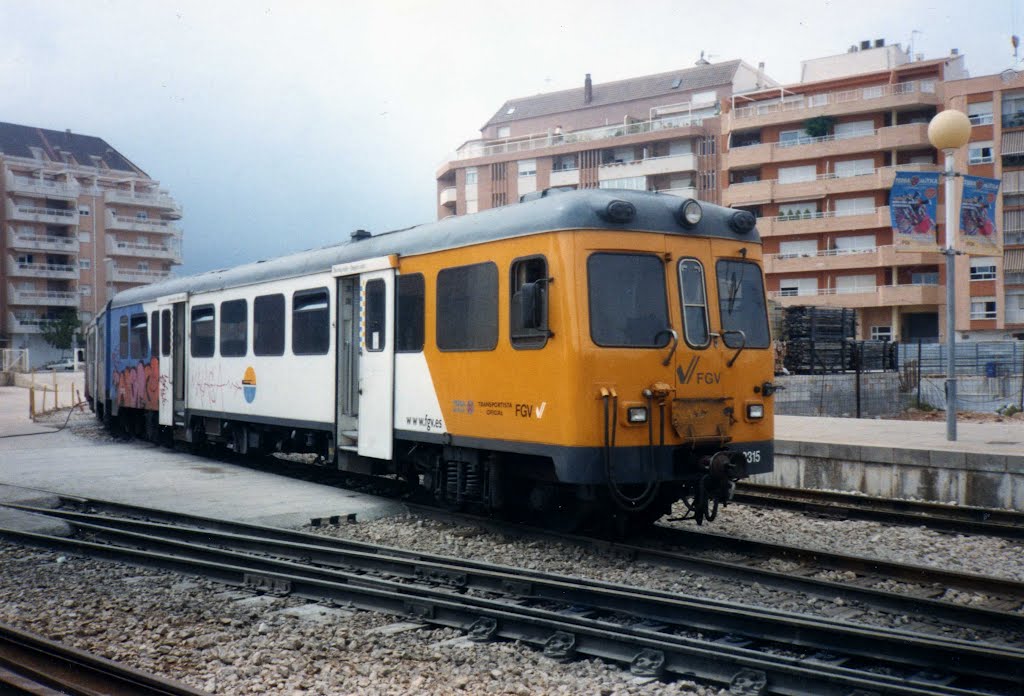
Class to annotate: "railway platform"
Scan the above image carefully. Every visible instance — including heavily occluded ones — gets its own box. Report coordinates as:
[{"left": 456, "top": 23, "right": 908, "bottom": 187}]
[
  {"left": 0, "top": 386, "right": 405, "bottom": 532},
  {"left": 770, "top": 415, "right": 1024, "bottom": 510}
]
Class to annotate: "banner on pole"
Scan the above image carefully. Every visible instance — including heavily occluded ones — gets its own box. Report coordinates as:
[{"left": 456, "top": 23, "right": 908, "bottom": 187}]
[
  {"left": 890, "top": 171, "right": 940, "bottom": 251},
  {"left": 959, "top": 175, "right": 1001, "bottom": 255}
]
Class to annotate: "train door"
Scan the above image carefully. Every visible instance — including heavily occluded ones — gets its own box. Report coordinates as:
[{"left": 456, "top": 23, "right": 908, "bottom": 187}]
[
  {"left": 157, "top": 293, "right": 187, "bottom": 427},
  {"left": 332, "top": 256, "right": 397, "bottom": 461}
]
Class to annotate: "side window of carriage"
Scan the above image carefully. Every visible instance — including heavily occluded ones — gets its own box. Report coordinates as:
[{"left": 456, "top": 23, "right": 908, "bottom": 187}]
[
  {"left": 510, "top": 255, "right": 550, "bottom": 349},
  {"left": 678, "top": 258, "right": 710, "bottom": 348}
]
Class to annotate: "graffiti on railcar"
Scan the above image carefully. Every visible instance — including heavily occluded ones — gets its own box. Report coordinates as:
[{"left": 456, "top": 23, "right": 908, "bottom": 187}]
[{"left": 112, "top": 356, "right": 160, "bottom": 411}]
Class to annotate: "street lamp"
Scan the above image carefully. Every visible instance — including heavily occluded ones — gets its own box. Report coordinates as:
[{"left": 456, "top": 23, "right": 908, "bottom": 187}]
[{"left": 927, "top": 109, "right": 971, "bottom": 441}]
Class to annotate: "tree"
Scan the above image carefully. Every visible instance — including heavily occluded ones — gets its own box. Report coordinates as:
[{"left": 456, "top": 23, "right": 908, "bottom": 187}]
[
  {"left": 40, "top": 308, "right": 81, "bottom": 355},
  {"left": 803, "top": 116, "right": 835, "bottom": 139}
]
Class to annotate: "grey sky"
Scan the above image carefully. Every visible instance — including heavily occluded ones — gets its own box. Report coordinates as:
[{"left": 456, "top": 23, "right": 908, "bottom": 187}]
[{"left": 0, "top": 0, "right": 1018, "bottom": 275}]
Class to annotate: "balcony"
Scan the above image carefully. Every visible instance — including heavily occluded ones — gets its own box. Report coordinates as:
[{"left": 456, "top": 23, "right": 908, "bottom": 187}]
[
  {"left": 5, "top": 200, "right": 79, "bottom": 226},
  {"left": 1004, "top": 231, "right": 1024, "bottom": 246},
  {"left": 7, "top": 227, "right": 79, "bottom": 253},
  {"left": 764, "top": 244, "right": 944, "bottom": 274},
  {"left": 105, "top": 235, "right": 182, "bottom": 262},
  {"left": 447, "top": 112, "right": 703, "bottom": 163},
  {"left": 7, "top": 312, "right": 44, "bottom": 334},
  {"left": 550, "top": 168, "right": 580, "bottom": 187},
  {"left": 4, "top": 170, "right": 79, "bottom": 199},
  {"left": 104, "top": 188, "right": 182, "bottom": 217},
  {"left": 727, "top": 79, "right": 940, "bottom": 129},
  {"left": 7, "top": 258, "right": 78, "bottom": 280},
  {"left": 7, "top": 285, "right": 78, "bottom": 308},
  {"left": 108, "top": 267, "right": 171, "bottom": 284},
  {"left": 655, "top": 186, "right": 698, "bottom": 199},
  {"left": 723, "top": 123, "right": 932, "bottom": 170},
  {"left": 769, "top": 283, "right": 943, "bottom": 308},
  {"left": 105, "top": 210, "right": 180, "bottom": 235},
  {"left": 598, "top": 153, "right": 697, "bottom": 181},
  {"left": 439, "top": 187, "right": 457, "bottom": 207},
  {"left": 722, "top": 164, "right": 940, "bottom": 208}
]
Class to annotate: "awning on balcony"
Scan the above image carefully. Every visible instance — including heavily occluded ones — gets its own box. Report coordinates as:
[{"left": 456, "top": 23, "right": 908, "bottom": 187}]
[
  {"left": 1005, "top": 248, "right": 1024, "bottom": 273},
  {"left": 774, "top": 192, "right": 826, "bottom": 203},
  {"left": 1002, "top": 131, "right": 1024, "bottom": 156}
]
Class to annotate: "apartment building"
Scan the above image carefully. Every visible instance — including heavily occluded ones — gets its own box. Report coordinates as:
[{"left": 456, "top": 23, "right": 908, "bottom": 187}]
[
  {"left": 0, "top": 122, "right": 183, "bottom": 364},
  {"left": 435, "top": 59, "right": 778, "bottom": 219},
  {"left": 720, "top": 42, "right": 971, "bottom": 342},
  {"left": 943, "top": 71, "right": 1024, "bottom": 337}
]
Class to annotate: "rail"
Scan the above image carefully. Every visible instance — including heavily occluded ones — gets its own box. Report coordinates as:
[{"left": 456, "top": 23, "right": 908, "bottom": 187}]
[
  {"left": 732, "top": 79, "right": 936, "bottom": 120},
  {"left": 769, "top": 282, "right": 940, "bottom": 298},
  {"left": 2, "top": 497, "right": 1020, "bottom": 695}
]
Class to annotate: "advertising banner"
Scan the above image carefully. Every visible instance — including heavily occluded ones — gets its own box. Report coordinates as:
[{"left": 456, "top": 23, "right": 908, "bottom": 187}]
[
  {"left": 959, "top": 175, "right": 1001, "bottom": 255},
  {"left": 890, "top": 171, "right": 940, "bottom": 251}
]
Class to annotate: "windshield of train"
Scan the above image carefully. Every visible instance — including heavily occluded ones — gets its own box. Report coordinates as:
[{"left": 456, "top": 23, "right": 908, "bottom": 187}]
[
  {"left": 716, "top": 259, "right": 770, "bottom": 349},
  {"left": 588, "top": 252, "right": 670, "bottom": 347}
]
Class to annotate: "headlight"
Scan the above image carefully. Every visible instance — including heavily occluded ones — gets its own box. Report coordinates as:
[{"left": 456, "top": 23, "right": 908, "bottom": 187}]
[
  {"left": 677, "top": 199, "right": 703, "bottom": 227},
  {"left": 627, "top": 406, "right": 648, "bottom": 423},
  {"left": 747, "top": 403, "right": 764, "bottom": 419}
]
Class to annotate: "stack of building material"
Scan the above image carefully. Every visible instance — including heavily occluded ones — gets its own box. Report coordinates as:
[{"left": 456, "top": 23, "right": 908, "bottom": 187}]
[{"left": 782, "top": 307, "right": 857, "bottom": 373}]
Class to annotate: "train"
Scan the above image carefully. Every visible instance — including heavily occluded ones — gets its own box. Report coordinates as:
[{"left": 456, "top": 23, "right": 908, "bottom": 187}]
[{"left": 84, "top": 188, "right": 776, "bottom": 531}]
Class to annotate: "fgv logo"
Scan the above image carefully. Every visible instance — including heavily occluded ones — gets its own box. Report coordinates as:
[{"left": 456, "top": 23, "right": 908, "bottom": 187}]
[
  {"left": 677, "top": 356, "right": 700, "bottom": 384},
  {"left": 242, "top": 366, "right": 257, "bottom": 403}
]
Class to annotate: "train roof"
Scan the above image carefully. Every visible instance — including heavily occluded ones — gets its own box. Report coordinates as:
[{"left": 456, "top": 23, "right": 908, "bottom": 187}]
[{"left": 110, "top": 189, "right": 760, "bottom": 309}]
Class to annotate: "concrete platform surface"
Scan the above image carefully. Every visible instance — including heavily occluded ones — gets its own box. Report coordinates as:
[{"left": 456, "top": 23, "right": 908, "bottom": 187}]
[
  {"left": 777, "top": 415, "right": 1023, "bottom": 457},
  {"left": 0, "top": 387, "right": 404, "bottom": 529}
]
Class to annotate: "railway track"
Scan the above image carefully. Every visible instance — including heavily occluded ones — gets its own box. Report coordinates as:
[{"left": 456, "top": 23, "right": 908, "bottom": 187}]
[
  {"left": 0, "top": 497, "right": 1022, "bottom": 695},
  {"left": 0, "top": 619, "right": 207, "bottom": 695},
  {"left": 733, "top": 483, "right": 1024, "bottom": 539}
]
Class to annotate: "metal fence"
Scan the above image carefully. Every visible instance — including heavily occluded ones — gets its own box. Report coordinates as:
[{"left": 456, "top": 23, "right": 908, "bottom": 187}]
[
  {"left": 1, "top": 349, "right": 29, "bottom": 372},
  {"left": 898, "top": 340, "right": 1024, "bottom": 377}
]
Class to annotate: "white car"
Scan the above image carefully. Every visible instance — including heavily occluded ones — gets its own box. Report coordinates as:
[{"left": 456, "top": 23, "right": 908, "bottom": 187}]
[{"left": 43, "top": 358, "right": 77, "bottom": 371}]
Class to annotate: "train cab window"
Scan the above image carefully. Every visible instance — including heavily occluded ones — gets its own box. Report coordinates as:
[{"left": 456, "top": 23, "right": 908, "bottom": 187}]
[
  {"left": 510, "top": 256, "right": 549, "bottom": 350},
  {"left": 118, "top": 316, "right": 129, "bottom": 358},
  {"left": 190, "top": 305, "right": 216, "bottom": 358},
  {"left": 129, "top": 313, "right": 148, "bottom": 359},
  {"left": 678, "top": 259, "right": 710, "bottom": 348},
  {"left": 716, "top": 259, "right": 770, "bottom": 349},
  {"left": 292, "top": 288, "right": 329, "bottom": 355},
  {"left": 364, "top": 279, "right": 386, "bottom": 352},
  {"left": 253, "top": 294, "right": 285, "bottom": 356},
  {"left": 396, "top": 273, "right": 424, "bottom": 353},
  {"left": 436, "top": 262, "right": 498, "bottom": 351},
  {"left": 220, "top": 299, "right": 248, "bottom": 357},
  {"left": 150, "top": 311, "right": 159, "bottom": 358},
  {"left": 160, "top": 309, "right": 171, "bottom": 357},
  {"left": 587, "top": 253, "right": 670, "bottom": 348}
]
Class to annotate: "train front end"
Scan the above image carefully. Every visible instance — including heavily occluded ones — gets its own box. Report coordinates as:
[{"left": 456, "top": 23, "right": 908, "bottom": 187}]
[{"left": 566, "top": 195, "right": 775, "bottom": 526}]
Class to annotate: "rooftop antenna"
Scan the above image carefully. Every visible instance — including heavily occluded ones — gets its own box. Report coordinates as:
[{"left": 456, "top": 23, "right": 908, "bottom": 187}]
[{"left": 908, "top": 29, "right": 922, "bottom": 58}]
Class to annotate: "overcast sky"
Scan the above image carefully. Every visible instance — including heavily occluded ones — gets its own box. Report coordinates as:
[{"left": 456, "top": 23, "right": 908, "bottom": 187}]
[{"left": 0, "top": 0, "right": 1018, "bottom": 275}]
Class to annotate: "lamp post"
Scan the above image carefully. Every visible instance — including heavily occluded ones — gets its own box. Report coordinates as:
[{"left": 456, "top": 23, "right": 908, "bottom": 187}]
[{"left": 927, "top": 109, "right": 971, "bottom": 441}]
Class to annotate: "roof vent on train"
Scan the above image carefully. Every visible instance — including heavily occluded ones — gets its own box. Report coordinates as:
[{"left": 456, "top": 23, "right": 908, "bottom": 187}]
[
  {"left": 597, "top": 199, "right": 636, "bottom": 223},
  {"left": 351, "top": 229, "right": 372, "bottom": 241},
  {"left": 675, "top": 199, "right": 703, "bottom": 228},
  {"left": 729, "top": 210, "right": 757, "bottom": 234},
  {"left": 519, "top": 187, "right": 573, "bottom": 203}
]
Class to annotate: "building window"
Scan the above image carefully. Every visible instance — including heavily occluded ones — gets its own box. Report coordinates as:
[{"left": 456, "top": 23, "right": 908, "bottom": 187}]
[
  {"left": 219, "top": 299, "right": 248, "bottom": 357},
  {"left": 1002, "top": 91, "right": 1024, "bottom": 128},
  {"left": 870, "top": 326, "right": 893, "bottom": 341},
  {"left": 190, "top": 305, "right": 215, "bottom": 358},
  {"left": 778, "top": 201, "right": 818, "bottom": 220},
  {"left": 518, "top": 159, "right": 536, "bottom": 177},
  {"left": 911, "top": 272, "right": 939, "bottom": 285},
  {"left": 79, "top": 259, "right": 91, "bottom": 269},
  {"left": 497, "top": 126, "right": 511, "bottom": 138},
  {"left": 253, "top": 294, "right": 283, "bottom": 356},
  {"left": 968, "top": 141, "right": 994, "bottom": 165},
  {"left": 396, "top": 273, "right": 425, "bottom": 353},
  {"left": 834, "top": 158, "right": 874, "bottom": 178},
  {"left": 79, "top": 205, "right": 91, "bottom": 216},
  {"left": 779, "top": 277, "right": 817, "bottom": 296},
  {"left": 553, "top": 155, "right": 577, "bottom": 171},
  {"left": 970, "top": 297, "right": 997, "bottom": 319},
  {"left": 778, "top": 129, "right": 810, "bottom": 147},
  {"left": 78, "top": 232, "right": 91, "bottom": 243},
  {"left": 79, "top": 284, "right": 92, "bottom": 296},
  {"left": 292, "top": 288, "right": 330, "bottom": 355},
  {"left": 135, "top": 211, "right": 149, "bottom": 221},
  {"left": 437, "top": 262, "right": 498, "bottom": 351},
  {"left": 464, "top": 167, "right": 477, "bottom": 185},
  {"left": 778, "top": 165, "right": 816, "bottom": 184},
  {"left": 968, "top": 102, "right": 993, "bottom": 126},
  {"left": 364, "top": 279, "right": 386, "bottom": 352},
  {"left": 970, "top": 257, "right": 998, "bottom": 280}
]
